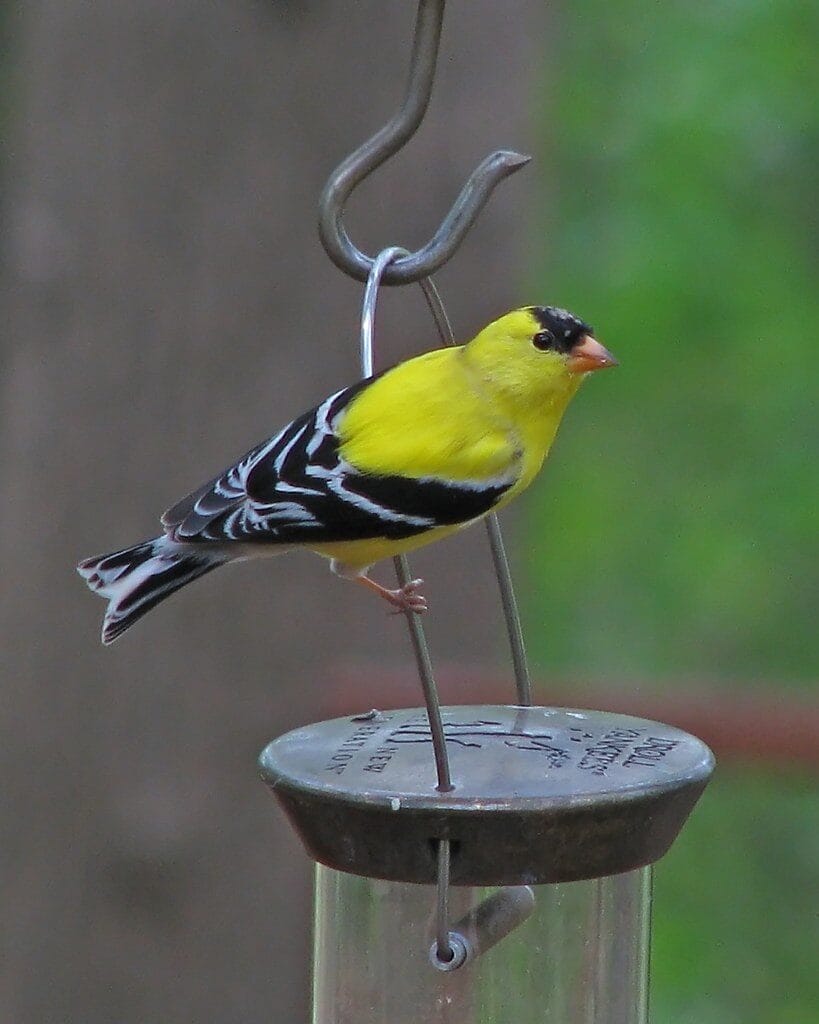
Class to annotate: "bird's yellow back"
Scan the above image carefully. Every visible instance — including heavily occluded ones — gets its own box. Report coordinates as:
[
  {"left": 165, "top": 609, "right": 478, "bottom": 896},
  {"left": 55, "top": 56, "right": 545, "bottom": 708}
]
[{"left": 338, "top": 346, "right": 520, "bottom": 483}]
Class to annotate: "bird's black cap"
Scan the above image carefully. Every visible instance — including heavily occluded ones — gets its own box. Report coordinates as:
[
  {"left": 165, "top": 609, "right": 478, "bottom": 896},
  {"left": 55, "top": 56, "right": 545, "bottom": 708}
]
[{"left": 529, "top": 306, "right": 592, "bottom": 354}]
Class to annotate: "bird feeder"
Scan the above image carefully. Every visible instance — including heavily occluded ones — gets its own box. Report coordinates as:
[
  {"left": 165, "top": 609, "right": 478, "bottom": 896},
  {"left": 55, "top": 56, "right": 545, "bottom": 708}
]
[
  {"left": 260, "top": 704, "right": 712, "bottom": 1023},
  {"left": 260, "top": 3, "right": 715, "bottom": 1019}
]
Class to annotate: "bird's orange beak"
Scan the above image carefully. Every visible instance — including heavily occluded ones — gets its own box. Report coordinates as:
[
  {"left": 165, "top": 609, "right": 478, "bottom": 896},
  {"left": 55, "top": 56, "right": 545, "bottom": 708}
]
[{"left": 567, "top": 334, "right": 618, "bottom": 373}]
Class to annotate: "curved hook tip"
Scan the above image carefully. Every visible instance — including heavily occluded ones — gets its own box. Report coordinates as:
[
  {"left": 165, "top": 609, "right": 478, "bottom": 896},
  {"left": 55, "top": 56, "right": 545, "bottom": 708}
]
[{"left": 499, "top": 151, "right": 533, "bottom": 170}]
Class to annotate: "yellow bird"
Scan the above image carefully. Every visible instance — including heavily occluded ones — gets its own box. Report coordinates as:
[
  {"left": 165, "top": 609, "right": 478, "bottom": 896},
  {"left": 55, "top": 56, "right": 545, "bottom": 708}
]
[{"left": 78, "top": 306, "right": 616, "bottom": 643}]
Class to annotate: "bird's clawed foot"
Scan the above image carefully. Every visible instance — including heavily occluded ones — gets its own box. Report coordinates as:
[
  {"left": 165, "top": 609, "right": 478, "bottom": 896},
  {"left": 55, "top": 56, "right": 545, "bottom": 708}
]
[
  {"left": 385, "top": 578, "right": 428, "bottom": 615},
  {"left": 356, "top": 574, "right": 429, "bottom": 615}
]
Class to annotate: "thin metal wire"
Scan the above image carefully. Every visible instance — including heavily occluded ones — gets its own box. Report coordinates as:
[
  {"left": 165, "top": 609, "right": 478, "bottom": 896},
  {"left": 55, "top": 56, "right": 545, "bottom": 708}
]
[
  {"left": 318, "top": 0, "right": 529, "bottom": 284},
  {"left": 391, "top": 554, "right": 452, "bottom": 793},
  {"left": 416, "top": 277, "right": 532, "bottom": 706},
  {"left": 484, "top": 518, "right": 532, "bottom": 705},
  {"left": 360, "top": 247, "right": 453, "bottom": 794},
  {"left": 435, "top": 839, "right": 453, "bottom": 961},
  {"left": 359, "top": 247, "right": 407, "bottom": 377}
]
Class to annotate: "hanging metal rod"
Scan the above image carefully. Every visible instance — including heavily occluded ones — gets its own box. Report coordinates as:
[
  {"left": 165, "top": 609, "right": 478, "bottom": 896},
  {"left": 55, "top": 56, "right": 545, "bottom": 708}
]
[
  {"left": 361, "top": 247, "right": 454, "bottom": 794},
  {"left": 318, "top": 0, "right": 530, "bottom": 285},
  {"left": 332, "top": 1, "right": 533, "bottom": 722}
]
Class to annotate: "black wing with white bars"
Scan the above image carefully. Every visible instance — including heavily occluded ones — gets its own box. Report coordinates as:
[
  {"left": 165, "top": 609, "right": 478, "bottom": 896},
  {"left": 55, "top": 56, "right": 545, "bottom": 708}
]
[{"left": 162, "top": 379, "right": 516, "bottom": 547}]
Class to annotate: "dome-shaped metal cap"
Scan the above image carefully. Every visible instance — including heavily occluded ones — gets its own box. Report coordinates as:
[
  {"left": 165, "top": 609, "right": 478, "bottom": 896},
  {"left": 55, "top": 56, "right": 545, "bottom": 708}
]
[{"left": 259, "top": 705, "right": 714, "bottom": 886}]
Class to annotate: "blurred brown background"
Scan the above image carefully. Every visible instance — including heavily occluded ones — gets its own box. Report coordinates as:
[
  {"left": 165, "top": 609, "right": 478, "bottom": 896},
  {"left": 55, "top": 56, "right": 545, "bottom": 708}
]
[{"left": 0, "top": 2, "right": 541, "bottom": 1020}]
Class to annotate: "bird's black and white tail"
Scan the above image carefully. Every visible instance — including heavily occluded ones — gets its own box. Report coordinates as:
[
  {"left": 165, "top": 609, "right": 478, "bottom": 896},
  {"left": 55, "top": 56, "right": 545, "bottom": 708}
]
[{"left": 77, "top": 537, "right": 223, "bottom": 644}]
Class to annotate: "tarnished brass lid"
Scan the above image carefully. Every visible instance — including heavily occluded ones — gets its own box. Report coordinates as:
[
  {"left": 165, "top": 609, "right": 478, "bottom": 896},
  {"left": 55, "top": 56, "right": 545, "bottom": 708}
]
[{"left": 259, "top": 705, "right": 714, "bottom": 886}]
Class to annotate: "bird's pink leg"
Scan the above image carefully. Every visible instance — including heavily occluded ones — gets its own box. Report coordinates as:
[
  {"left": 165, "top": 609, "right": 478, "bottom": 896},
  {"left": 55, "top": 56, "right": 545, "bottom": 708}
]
[{"left": 356, "top": 574, "right": 429, "bottom": 615}]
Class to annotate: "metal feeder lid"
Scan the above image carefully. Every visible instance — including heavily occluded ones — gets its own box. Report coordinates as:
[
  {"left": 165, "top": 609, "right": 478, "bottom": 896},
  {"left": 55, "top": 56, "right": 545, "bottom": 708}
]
[{"left": 259, "top": 705, "right": 714, "bottom": 886}]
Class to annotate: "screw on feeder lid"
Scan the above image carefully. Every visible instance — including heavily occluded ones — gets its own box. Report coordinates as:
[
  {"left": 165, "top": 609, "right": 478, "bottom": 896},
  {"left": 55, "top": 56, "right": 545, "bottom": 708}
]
[{"left": 259, "top": 704, "right": 714, "bottom": 886}]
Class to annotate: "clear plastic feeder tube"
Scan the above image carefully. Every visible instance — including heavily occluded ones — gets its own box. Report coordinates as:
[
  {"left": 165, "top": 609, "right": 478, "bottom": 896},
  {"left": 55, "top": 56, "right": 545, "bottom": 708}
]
[{"left": 313, "top": 864, "right": 651, "bottom": 1024}]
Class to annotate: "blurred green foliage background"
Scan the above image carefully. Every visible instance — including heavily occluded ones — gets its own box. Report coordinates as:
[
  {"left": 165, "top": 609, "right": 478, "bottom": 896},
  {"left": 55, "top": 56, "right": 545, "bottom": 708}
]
[{"left": 526, "top": 2, "right": 818, "bottom": 1020}]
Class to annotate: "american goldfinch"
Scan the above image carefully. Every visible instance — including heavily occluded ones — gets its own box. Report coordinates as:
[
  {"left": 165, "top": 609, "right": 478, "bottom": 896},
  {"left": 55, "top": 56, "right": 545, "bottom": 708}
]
[{"left": 78, "top": 306, "right": 616, "bottom": 643}]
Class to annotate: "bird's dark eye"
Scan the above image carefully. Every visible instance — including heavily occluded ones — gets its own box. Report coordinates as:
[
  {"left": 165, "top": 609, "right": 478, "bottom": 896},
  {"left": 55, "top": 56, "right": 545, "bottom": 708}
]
[{"left": 532, "top": 329, "right": 555, "bottom": 351}]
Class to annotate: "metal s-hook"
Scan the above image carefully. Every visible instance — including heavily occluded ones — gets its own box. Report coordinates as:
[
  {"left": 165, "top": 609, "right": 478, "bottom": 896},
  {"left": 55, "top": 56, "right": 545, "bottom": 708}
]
[{"left": 318, "top": 0, "right": 530, "bottom": 285}]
